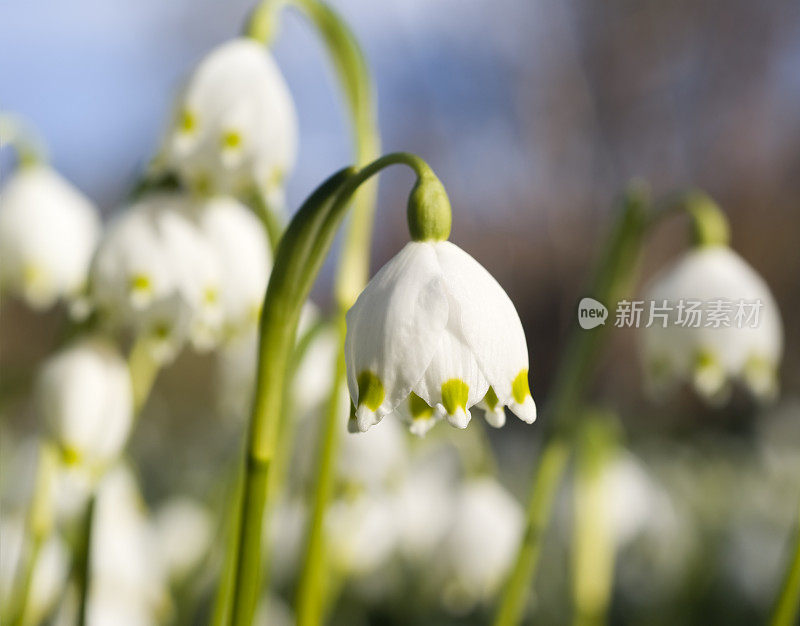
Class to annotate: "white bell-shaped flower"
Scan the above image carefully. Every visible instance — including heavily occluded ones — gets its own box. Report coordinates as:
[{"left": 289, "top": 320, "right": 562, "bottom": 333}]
[
  {"left": 338, "top": 411, "right": 407, "bottom": 490},
  {"left": 325, "top": 492, "right": 399, "bottom": 577},
  {"left": 194, "top": 196, "right": 271, "bottom": 336},
  {"left": 642, "top": 246, "right": 783, "bottom": 402},
  {"left": 37, "top": 338, "right": 133, "bottom": 470},
  {"left": 345, "top": 240, "right": 536, "bottom": 433},
  {"left": 394, "top": 447, "right": 458, "bottom": 563},
  {"left": 152, "top": 497, "right": 213, "bottom": 584},
  {"left": 164, "top": 38, "right": 297, "bottom": 200},
  {"left": 89, "top": 465, "right": 167, "bottom": 625},
  {"left": 91, "top": 194, "right": 223, "bottom": 359},
  {"left": 0, "top": 165, "right": 100, "bottom": 310}
]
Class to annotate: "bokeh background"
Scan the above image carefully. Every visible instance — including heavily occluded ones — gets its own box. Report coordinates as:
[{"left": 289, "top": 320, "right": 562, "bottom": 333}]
[{"left": 2, "top": 0, "right": 800, "bottom": 624}]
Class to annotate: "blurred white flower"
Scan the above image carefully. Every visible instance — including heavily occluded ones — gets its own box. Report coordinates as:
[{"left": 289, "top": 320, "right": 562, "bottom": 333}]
[
  {"left": 195, "top": 196, "right": 271, "bottom": 336},
  {"left": 152, "top": 497, "right": 213, "bottom": 584},
  {"left": 602, "top": 453, "right": 677, "bottom": 548},
  {"left": 164, "top": 38, "right": 297, "bottom": 200},
  {"left": 266, "top": 496, "right": 306, "bottom": 586},
  {"left": 439, "top": 478, "right": 523, "bottom": 611},
  {"left": 394, "top": 447, "right": 459, "bottom": 562},
  {"left": 326, "top": 492, "right": 399, "bottom": 576},
  {"left": 338, "top": 411, "right": 407, "bottom": 490},
  {"left": 215, "top": 327, "right": 258, "bottom": 421},
  {"left": 37, "top": 338, "right": 133, "bottom": 471},
  {"left": 0, "top": 514, "right": 69, "bottom": 625},
  {"left": 89, "top": 465, "right": 166, "bottom": 625},
  {"left": 0, "top": 164, "right": 100, "bottom": 310},
  {"left": 254, "top": 594, "right": 294, "bottom": 626},
  {"left": 345, "top": 240, "right": 535, "bottom": 434},
  {"left": 52, "top": 464, "right": 95, "bottom": 524},
  {"left": 292, "top": 323, "right": 339, "bottom": 418},
  {"left": 642, "top": 246, "right": 783, "bottom": 403},
  {"left": 91, "top": 194, "right": 223, "bottom": 359}
]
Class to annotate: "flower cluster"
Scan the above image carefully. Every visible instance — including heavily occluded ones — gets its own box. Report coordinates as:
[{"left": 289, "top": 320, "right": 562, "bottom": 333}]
[{"left": 91, "top": 193, "right": 271, "bottom": 362}]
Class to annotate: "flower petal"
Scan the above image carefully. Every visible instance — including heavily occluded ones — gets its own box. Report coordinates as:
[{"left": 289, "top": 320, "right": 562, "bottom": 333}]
[
  {"left": 434, "top": 241, "right": 533, "bottom": 414},
  {"left": 345, "top": 242, "right": 449, "bottom": 427}
]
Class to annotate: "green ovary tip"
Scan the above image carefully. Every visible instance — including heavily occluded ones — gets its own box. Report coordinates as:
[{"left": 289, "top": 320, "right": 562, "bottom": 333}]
[
  {"left": 409, "top": 393, "right": 434, "bottom": 420},
  {"left": 221, "top": 129, "right": 242, "bottom": 149},
  {"left": 512, "top": 369, "right": 531, "bottom": 404},
  {"left": 130, "top": 273, "right": 152, "bottom": 294},
  {"left": 441, "top": 379, "right": 469, "bottom": 415},
  {"left": 179, "top": 109, "right": 196, "bottom": 133},
  {"left": 357, "top": 370, "right": 385, "bottom": 411},
  {"left": 694, "top": 349, "right": 717, "bottom": 372},
  {"left": 484, "top": 386, "right": 500, "bottom": 410}
]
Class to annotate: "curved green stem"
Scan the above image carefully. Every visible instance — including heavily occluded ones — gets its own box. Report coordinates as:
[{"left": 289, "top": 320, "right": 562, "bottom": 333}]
[
  {"left": 493, "top": 185, "right": 650, "bottom": 626},
  {"left": 650, "top": 190, "right": 730, "bottom": 248},
  {"left": 223, "top": 153, "right": 440, "bottom": 626},
  {"left": 771, "top": 501, "right": 800, "bottom": 626},
  {"left": 295, "top": 152, "right": 437, "bottom": 624},
  {"left": 215, "top": 4, "right": 381, "bottom": 621},
  {"left": 246, "top": 0, "right": 381, "bottom": 306}
]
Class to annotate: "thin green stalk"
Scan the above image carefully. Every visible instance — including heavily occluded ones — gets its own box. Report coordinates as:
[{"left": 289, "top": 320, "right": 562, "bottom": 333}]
[
  {"left": 6, "top": 444, "right": 56, "bottom": 626},
  {"left": 493, "top": 185, "right": 650, "bottom": 626},
  {"left": 247, "top": 0, "right": 380, "bottom": 306},
  {"left": 210, "top": 321, "right": 327, "bottom": 626},
  {"left": 572, "top": 415, "right": 618, "bottom": 626},
  {"left": 495, "top": 435, "right": 571, "bottom": 626},
  {"left": 245, "top": 187, "right": 286, "bottom": 255},
  {"left": 771, "top": 502, "right": 800, "bottom": 626},
  {"left": 224, "top": 153, "right": 438, "bottom": 626},
  {"left": 75, "top": 494, "right": 97, "bottom": 626},
  {"left": 128, "top": 337, "right": 162, "bottom": 415},
  {"left": 214, "top": 3, "right": 380, "bottom": 621},
  {"left": 295, "top": 313, "right": 347, "bottom": 626}
]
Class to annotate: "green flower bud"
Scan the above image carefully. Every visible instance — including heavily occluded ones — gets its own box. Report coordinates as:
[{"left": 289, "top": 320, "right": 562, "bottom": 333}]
[{"left": 407, "top": 173, "right": 452, "bottom": 242}]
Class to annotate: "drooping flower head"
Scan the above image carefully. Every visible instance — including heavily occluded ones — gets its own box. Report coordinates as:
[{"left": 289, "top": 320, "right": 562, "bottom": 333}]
[
  {"left": 0, "top": 164, "right": 100, "bottom": 311},
  {"left": 642, "top": 243, "right": 783, "bottom": 403},
  {"left": 194, "top": 195, "right": 272, "bottom": 337},
  {"left": 37, "top": 338, "right": 133, "bottom": 471},
  {"left": 345, "top": 173, "right": 535, "bottom": 434},
  {"left": 162, "top": 38, "right": 298, "bottom": 201}
]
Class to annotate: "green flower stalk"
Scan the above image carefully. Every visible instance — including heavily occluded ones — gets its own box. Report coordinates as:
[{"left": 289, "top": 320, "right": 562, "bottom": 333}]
[
  {"left": 771, "top": 503, "right": 800, "bottom": 626},
  {"left": 5, "top": 444, "right": 57, "bottom": 626},
  {"left": 246, "top": 0, "right": 381, "bottom": 305},
  {"left": 236, "top": 2, "right": 380, "bottom": 623},
  {"left": 572, "top": 414, "right": 619, "bottom": 626},
  {"left": 224, "top": 152, "right": 446, "bottom": 626},
  {"left": 493, "top": 185, "right": 651, "bottom": 626}
]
